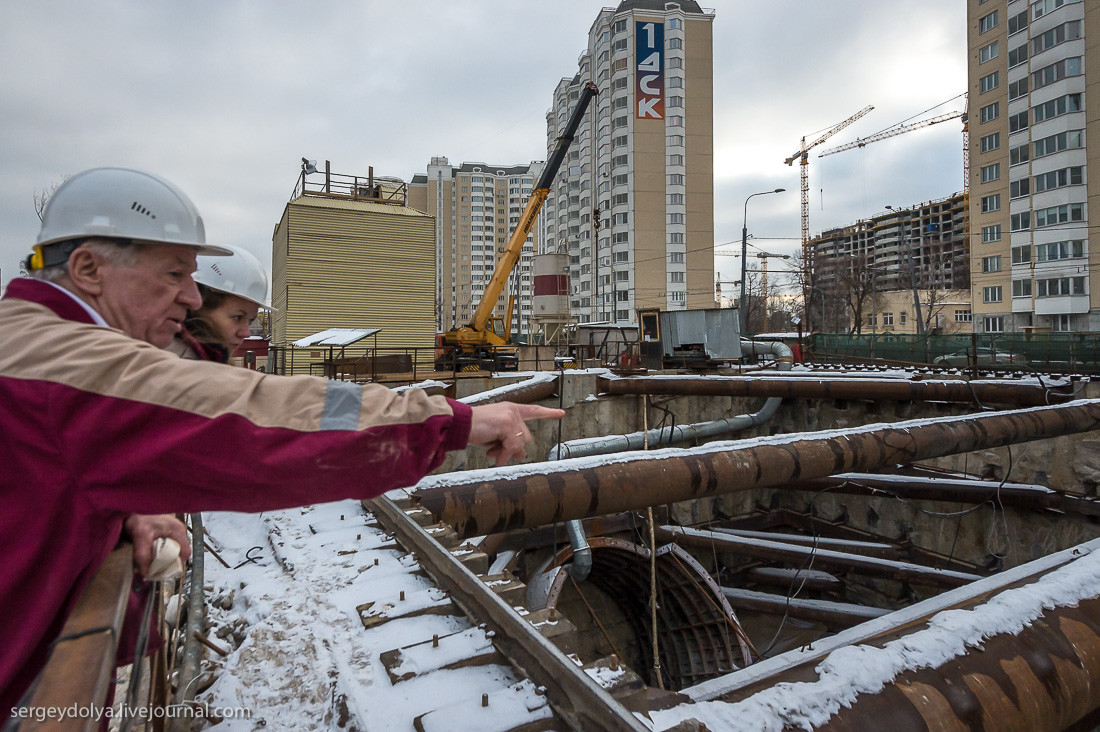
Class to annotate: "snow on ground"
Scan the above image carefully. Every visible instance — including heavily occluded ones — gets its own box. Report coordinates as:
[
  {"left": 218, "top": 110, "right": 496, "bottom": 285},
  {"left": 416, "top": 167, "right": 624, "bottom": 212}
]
[{"left": 196, "top": 501, "right": 549, "bottom": 731}]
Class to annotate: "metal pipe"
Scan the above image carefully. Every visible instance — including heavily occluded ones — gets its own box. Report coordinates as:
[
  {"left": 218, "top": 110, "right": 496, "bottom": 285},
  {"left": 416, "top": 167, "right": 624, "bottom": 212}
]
[
  {"left": 170, "top": 513, "right": 206, "bottom": 726},
  {"left": 564, "top": 519, "right": 592, "bottom": 580},
  {"left": 598, "top": 374, "right": 1072, "bottom": 406},
  {"left": 553, "top": 341, "right": 792, "bottom": 460},
  {"left": 460, "top": 372, "right": 558, "bottom": 406},
  {"left": 658, "top": 525, "right": 980, "bottom": 587},
  {"left": 412, "top": 400, "right": 1100, "bottom": 540}
]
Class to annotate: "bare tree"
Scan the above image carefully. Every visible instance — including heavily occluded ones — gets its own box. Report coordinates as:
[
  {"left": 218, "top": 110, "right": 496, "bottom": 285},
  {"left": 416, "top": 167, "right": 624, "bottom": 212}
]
[{"left": 33, "top": 180, "right": 65, "bottom": 223}]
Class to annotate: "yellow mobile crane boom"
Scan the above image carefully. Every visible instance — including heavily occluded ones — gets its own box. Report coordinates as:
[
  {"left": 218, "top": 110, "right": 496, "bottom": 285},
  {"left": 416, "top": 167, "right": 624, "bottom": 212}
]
[{"left": 440, "top": 81, "right": 599, "bottom": 371}]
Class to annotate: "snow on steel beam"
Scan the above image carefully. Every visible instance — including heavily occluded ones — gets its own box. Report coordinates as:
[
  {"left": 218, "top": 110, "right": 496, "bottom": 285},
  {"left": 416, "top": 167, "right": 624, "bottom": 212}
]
[
  {"left": 411, "top": 401, "right": 1100, "bottom": 540},
  {"left": 598, "top": 374, "right": 1075, "bottom": 406}
]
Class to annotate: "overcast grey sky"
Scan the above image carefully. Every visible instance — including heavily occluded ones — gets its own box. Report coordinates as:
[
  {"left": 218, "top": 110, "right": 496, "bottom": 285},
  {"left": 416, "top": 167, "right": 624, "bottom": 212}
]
[{"left": 0, "top": 1, "right": 967, "bottom": 294}]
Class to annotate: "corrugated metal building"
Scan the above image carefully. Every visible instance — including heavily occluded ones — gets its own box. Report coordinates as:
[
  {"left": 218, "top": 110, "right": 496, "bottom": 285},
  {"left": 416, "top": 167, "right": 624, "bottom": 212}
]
[{"left": 271, "top": 190, "right": 437, "bottom": 350}]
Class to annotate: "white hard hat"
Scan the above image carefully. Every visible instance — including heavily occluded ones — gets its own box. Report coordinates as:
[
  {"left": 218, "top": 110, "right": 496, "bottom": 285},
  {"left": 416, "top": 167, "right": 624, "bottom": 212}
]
[
  {"left": 36, "top": 167, "right": 230, "bottom": 255},
  {"left": 194, "top": 246, "right": 273, "bottom": 309}
]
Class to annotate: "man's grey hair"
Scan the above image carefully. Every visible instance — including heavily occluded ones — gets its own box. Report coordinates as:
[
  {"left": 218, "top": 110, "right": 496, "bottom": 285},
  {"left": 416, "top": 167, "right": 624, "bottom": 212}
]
[{"left": 30, "top": 239, "right": 143, "bottom": 283}]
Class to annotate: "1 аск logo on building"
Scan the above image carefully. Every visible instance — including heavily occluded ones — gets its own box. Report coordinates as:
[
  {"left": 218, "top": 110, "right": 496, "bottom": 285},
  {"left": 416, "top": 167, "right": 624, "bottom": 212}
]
[{"left": 635, "top": 21, "right": 664, "bottom": 120}]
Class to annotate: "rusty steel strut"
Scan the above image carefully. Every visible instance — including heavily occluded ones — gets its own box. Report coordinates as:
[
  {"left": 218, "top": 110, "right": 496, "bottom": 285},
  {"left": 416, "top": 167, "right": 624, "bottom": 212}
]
[{"left": 413, "top": 400, "right": 1100, "bottom": 539}]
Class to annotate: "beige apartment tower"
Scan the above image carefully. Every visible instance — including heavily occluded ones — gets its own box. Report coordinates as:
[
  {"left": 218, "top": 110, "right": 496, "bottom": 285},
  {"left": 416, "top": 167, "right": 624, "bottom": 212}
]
[
  {"left": 545, "top": 0, "right": 715, "bottom": 325},
  {"left": 408, "top": 159, "right": 543, "bottom": 338},
  {"left": 967, "top": 0, "right": 1099, "bottom": 333}
]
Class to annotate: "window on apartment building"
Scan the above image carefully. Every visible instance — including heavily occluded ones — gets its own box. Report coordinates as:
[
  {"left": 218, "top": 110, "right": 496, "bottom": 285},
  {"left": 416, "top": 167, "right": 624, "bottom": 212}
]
[
  {"left": 1011, "top": 212, "right": 1031, "bottom": 231},
  {"left": 900, "top": 312, "right": 907, "bottom": 326},
  {"left": 1052, "top": 314, "right": 1073, "bottom": 332},
  {"left": 1012, "top": 279, "right": 1033, "bottom": 298},
  {"left": 612, "top": 134, "right": 628, "bottom": 149},
  {"left": 670, "top": 291, "right": 686, "bottom": 303},
  {"left": 984, "top": 316, "right": 1005, "bottom": 333},
  {"left": 668, "top": 173, "right": 684, "bottom": 185},
  {"left": 1011, "top": 178, "right": 1030, "bottom": 198},
  {"left": 613, "top": 96, "right": 629, "bottom": 110},
  {"left": 1008, "top": 77, "right": 1029, "bottom": 100},
  {"left": 1034, "top": 130, "right": 1084, "bottom": 157},
  {"left": 613, "top": 19, "right": 627, "bottom": 33},
  {"left": 979, "top": 72, "right": 1000, "bottom": 94},
  {"left": 612, "top": 58, "right": 628, "bottom": 72},
  {"left": 1036, "top": 240, "right": 1085, "bottom": 261},
  {"left": 1033, "top": 21, "right": 1082, "bottom": 55},
  {"left": 980, "top": 163, "right": 1001, "bottom": 183},
  {"left": 1035, "top": 203, "right": 1084, "bottom": 228},
  {"left": 1009, "top": 110, "right": 1029, "bottom": 133},
  {"left": 668, "top": 38, "right": 682, "bottom": 49},
  {"left": 1032, "top": 57, "right": 1083, "bottom": 90},
  {"left": 670, "top": 252, "right": 685, "bottom": 263},
  {"left": 980, "top": 132, "right": 1000, "bottom": 153},
  {"left": 1010, "top": 143, "right": 1029, "bottom": 166},
  {"left": 612, "top": 212, "right": 629, "bottom": 225},
  {"left": 669, "top": 233, "right": 685, "bottom": 244},
  {"left": 983, "top": 255, "right": 1003, "bottom": 273},
  {"left": 1033, "top": 93, "right": 1082, "bottom": 123},
  {"left": 613, "top": 173, "right": 629, "bottom": 185},
  {"left": 668, "top": 134, "right": 684, "bottom": 146},
  {"left": 612, "top": 77, "right": 629, "bottom": 91},
  {"left": 614, "top": 251, "right": 629, "bottom": 262},
  {"left": 981, "top": 194, "right": 1001, "bottom": 213},
  {"left": 613, "top": 232, "right": 629, "bottom": 244},
  {"left": 613, "top": 38, "right": 628, "bottom": 52},
  {"left": 1035, "top": 166, "right": 1084, "bottom": 193},
  {"left": 979, "top": 10, "right": 999, "bottom": 33},
  {"left": 882, "top": 313, "right": 895, "bottom": 327},
  {"left": 1008, "top": 10, "right": 1028, "bottom": 35},
  {"left": 612, "top": 193, "right": 629, "bottom": 206},
  {"left": 1008, "top": 44, "right": 1028, "bottom": 68},
  {"left": 614, "top": 271, "right": 630, "bottom": 282},
  {"left": 668, "top": 193, "right": 684, "bottom": 205},
  {"left": 669, "top": 272, "right": 685, "bottom": 283},
  {"left": 984, "top": 286, "right": 1004, "bottom": 303},
  {"left": 612, "top": 154, "right": 629, "bottom": 167},
  {"left": 669, "top": 213, "right": 685, "bottom": 224},
  {"left": 1033, "top": 0, "right": 1082, "bottom": 22},
  {"left": 1012, "top": 245, "right": 1032, "bottom": 264},
  {"left": 1036, "top": 276, "right": 1086, "bottom": 296},
  {"left": 668, "top": 77, "right": 683, "bottom": 88},
  {"left": 669, "top": 18, "right": 682, "bottom": 29},
  {"left": 956, "top": 310, "right": 973, "bottom": 323},
  {"left": 668, "top": 96, "right": 684, "bottom": 108},
  {"left": 668, "top": 115, "right": 683, "bottom": 127},
  {"left": 668, "top": 154, "right": 684, "bottom": 166},
  {"left": 668, "top": 57, "right": 683, "bottom": 69},
  {"left": 979, "top": 41, "right": 999, "bottom": 63},
  {"left": 612, "top": 115, "right": 628, "bottom": 129},
  {"left": 979, "top": 102, "right": 999, "bottom": 123},
  {"left": 982, "top": 224, "right": 1002, "bottom": 243}
]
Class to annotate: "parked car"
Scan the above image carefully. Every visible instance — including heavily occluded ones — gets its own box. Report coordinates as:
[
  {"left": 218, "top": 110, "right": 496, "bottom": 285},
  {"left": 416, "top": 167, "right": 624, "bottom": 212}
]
[{"left": 933, "top": 347, "right": 1025, "bottom": 368}]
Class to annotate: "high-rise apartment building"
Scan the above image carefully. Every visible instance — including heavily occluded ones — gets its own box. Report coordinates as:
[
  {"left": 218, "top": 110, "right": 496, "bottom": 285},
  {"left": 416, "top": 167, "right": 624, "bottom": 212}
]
[
  {"left": 809, "top": 193, "right": 971, "bottom": 333},
  {"left": 544, "top": 0, "right": 715, "bottom": 325},
  {"left": 967, "top": 0, "right": 1098, "bottom": 333},
  {"left": 408, "top": 158, "right": 543, "bottom": 337}
]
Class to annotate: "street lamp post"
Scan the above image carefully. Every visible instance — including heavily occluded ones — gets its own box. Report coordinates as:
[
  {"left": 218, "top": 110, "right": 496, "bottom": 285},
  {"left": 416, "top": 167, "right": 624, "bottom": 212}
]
[{"left": 740, "top": 188, "right": 785, "bottom": 334}]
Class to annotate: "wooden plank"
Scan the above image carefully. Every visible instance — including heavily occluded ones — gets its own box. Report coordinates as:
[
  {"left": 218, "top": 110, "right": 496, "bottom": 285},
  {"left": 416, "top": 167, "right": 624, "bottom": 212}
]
[{"left": 21, "top": 545, "right": 133, "bottom": 732}]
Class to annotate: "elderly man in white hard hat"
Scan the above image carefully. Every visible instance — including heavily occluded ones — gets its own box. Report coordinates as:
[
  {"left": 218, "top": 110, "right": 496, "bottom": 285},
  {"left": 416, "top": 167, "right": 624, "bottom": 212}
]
[{"left": 0, "top": 167, "right": 563, "bottom": 720}]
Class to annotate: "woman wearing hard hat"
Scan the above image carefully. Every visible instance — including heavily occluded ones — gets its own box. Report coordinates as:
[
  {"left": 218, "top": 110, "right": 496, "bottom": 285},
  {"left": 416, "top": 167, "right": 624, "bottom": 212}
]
[{"left": 166, "top": 245, "right": 272, "bottom": 361}]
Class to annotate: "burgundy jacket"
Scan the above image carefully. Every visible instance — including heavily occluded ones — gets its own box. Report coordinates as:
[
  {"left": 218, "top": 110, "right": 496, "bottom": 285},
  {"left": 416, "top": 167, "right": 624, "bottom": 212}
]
[{"left": 0, "top": 278, "right": 471, "bottom": 718}]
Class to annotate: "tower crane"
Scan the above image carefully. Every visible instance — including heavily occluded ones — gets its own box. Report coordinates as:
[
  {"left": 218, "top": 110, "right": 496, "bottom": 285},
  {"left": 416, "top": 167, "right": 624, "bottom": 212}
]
[
  {"left": 754, "top": 251, "right": 792, "bottom": 306},
  {"left": 784, "top": 106, "right": 874, "bottom": 257}
]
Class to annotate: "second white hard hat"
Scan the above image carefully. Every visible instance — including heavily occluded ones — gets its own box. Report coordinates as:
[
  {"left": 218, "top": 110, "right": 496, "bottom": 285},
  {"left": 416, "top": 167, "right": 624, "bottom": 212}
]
[{"left": 194, "top": 246, "right": 273, "bottom": 309}]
